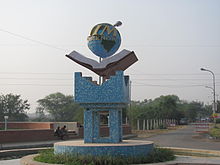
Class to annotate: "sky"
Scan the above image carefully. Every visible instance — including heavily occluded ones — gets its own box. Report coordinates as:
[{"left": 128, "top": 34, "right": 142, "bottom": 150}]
[{"left": 0, "top": 0, "right": 220, "bottom": 112}]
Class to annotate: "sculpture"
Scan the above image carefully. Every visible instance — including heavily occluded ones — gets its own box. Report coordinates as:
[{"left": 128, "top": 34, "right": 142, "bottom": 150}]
[{"left": 54, "top": 22, "right": 153, "bottom": 157}]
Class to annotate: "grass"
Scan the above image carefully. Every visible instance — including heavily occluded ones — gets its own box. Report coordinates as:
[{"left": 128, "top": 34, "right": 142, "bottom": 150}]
[
  {"left": 34, "top": 148, "right": 175, "bottom": 165},
  {"left": 209, "top": 124, "right": 220, "bottom": 139}
]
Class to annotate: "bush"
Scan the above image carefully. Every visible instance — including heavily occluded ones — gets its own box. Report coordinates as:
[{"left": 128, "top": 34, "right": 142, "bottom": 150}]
[
  {"left": 144, "top": 147, "right": 175, "bottom": 163},
  {"left": 216, "top": 119, "right": 220, "bottom": 123},
  {"left": 34, "top": 148, "right": 175, "bottom": 165},
  {"left": 209, "top": 127, "right": 220, "bottom": 139}
]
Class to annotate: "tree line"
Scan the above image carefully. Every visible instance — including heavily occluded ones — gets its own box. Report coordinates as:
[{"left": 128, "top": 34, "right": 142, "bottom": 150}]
[
  {"left": 0, "top": 92, "right": 83, "bottom": 123},
  {"left": 0, "top": 94, "right": 30, "bottom": 121},
  {"left": 127, "top": 95, "right": 214, "bottom": 128},
  {"left": 0, "top": 93, "right": 219, "bottom": 124}
]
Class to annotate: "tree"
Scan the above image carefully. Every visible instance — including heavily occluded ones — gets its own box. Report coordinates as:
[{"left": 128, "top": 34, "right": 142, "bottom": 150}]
[
  {"left": 127, "top": 101, "right": 143, "bottom": 127},
  {"left": 217, "top": 100, "right": 220, "bottom": 113},
  {"left": 127, "top": 95, "right": 181, "bottom": 128},
  {"left": 178, "top": 101, "right": 211, "bottom": 122},
  {"left": 127, "top": 95, "right": 213, "bottom": 128},
  {"left": 136, "top": 95, "right": 180, "bottom": 120},
  {"left": 0, "top": 93, "right": 30, "bottom": 121},
  {"left": 33, "top": 106, "right": 48, "bottom": 122},
  {"left": 151, "top": 95, "right": 181, "bottom": 120},
  {"left": 36, "top": 92, "right": 83, "bottom": 122}
]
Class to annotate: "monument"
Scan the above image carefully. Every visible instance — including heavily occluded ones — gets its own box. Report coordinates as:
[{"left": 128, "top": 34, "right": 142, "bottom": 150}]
[{"left": 54, "top": 21, "right": 154, "bottom": 157}]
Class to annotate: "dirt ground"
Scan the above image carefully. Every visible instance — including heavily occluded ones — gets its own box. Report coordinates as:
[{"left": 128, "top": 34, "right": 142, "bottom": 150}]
[{"left": 132, "top": 125, "right": 186, "bottom": 138}]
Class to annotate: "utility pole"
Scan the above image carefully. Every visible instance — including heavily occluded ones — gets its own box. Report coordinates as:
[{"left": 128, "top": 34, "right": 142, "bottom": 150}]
[{"left": 201, "top": 68, "right": 216, "bottom": 124}]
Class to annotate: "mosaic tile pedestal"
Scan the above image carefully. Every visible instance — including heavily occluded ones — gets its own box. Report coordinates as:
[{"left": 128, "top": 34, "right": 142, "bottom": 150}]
[
  {"left": 54, "top": 71, "right": 154, "bottom": 158},
  {"left": 54, "top": 140, "right": 154, "bottom": 157},
  {"left": 75, "top": 71, "right": 129, "bottom": 143}
]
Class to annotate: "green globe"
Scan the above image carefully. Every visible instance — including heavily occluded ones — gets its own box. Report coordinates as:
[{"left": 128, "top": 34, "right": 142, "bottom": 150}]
[{"left": 87, "top": 23, "right": 121, "bottom": 58}]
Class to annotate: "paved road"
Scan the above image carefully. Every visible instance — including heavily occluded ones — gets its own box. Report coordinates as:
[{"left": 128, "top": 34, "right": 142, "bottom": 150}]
[
  {"left": 135, "top": 125, "right": 220, "bottom": 150},
  {"left": 0, "top": 159, "right": 19, "bottom": 165}
]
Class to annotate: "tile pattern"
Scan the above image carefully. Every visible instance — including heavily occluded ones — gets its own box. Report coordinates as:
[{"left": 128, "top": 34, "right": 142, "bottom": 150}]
[
  {"left": 75, "top": 71, "right": 129, "bottom": 104},
  {"left": 74, "top": 71, "right": 129, "bottom": 143},
  {"left": 55, "top": 71, "right": 154, "bottom": 157},
  {"left": 54, "top": 140, "right": 154, "bottom": 157}
]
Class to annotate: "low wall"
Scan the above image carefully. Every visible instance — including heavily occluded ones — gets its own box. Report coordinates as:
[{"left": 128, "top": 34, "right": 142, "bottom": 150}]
[
  {"left": 0, "top": 122, "right": 54, "bottom": 130},
  {"left": 0, "top": 129, "right": 56, "bottom": 143},
  {"left": 0, "top": 125, "right": 132, "bottom": 143}
]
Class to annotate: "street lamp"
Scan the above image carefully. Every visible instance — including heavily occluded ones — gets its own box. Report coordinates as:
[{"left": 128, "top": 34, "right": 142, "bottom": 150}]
[
  {"left": 201, "top": 68, "right": 216, "bottom": 123},
  {"left": 216, "top": 94, "right": 219, "bottom": 113},
  {"left": 205, "top": 86, "right": 215, "bottom": 114},
  {"left": 205, "top": 86, "right": 214, "bottom": 91},
  {"left": 4, "top": 116, "right": 8, "bottom": 130}
]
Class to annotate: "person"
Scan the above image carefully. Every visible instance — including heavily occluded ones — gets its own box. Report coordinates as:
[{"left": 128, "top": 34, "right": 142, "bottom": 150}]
[
  {"left": 54, "top": 126, "right": 61, "bottom": 137},
  {"left": 60, "top": 125, "right": 68, "bottom": 140}
]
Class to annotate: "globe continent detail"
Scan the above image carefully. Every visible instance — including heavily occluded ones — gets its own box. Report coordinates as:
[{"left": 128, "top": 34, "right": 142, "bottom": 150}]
[{"left": 87, "top": 23, "right": 121, "bottom": 58}]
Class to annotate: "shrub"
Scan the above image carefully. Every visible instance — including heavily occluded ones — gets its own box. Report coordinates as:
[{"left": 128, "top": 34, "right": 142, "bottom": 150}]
[
  {"left": 34, "top": 148, "right": 175, "bottom": 165},
  {"left": 216, "top": 119, "right": 220, "bottom": 124},
  {"left": 143, "top": 147, "right": 175, "bottom": 163},
  {"left": 209, "top": 127, "right": 220, "bottom": 139}
]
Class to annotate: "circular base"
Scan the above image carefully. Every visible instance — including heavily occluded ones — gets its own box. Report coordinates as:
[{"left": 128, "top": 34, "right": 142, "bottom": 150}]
[{"left": 54, "top": 140, "right": 154, "bottom": 157}]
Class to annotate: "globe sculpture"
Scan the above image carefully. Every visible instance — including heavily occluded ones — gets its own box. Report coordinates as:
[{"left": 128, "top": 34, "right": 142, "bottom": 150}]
[
  {"left": 87, "top": 23, "right": 121, "bottom": 58},
  {"left": 54, "top": 21, "right": 154, "bottom": 159}
]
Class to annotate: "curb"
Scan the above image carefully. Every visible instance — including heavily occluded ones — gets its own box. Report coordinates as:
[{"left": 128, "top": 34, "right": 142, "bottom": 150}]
[
  {"left": 0, "top": 147, "right": 51, "bottom": 159},
  {"left": 20, "top": 154, "right": 220, "bottom": 165},
  {"left": 161, "top": 147, "right": 220, "bottom": 157},
  {"left": 123, "top": 134, "right": 138, "bottom": 139},
  {"left": 148, "top": 155, "right": 220, "bottom": 165},
  {"left": 0, "top": 141, "right": 56, "bottom": 150},
  {"left": 20, "top": 154, "right": 61, "bottom": 165}
]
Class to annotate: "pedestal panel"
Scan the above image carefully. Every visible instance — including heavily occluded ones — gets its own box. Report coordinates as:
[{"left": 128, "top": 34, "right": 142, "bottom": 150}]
[{"left": 54, "top": 140, "right": 154, "bottom": 157}]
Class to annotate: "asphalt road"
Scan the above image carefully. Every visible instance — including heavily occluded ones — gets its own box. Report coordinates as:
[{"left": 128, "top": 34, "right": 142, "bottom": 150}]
[
  {"left": 134, "top": 125, "right": 220, "bottom": 150},
  {"left": 0, "top": 159, "right": 19, "bottom": 165}
]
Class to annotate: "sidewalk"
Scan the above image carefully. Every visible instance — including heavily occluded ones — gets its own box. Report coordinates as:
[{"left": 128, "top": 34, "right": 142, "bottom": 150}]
[
  {"left": 1, "top": 155, "right": 220, "bottom": 165},
  {"left": 151, "top": 156, "right": 220, "bottom": 165},
  {"left": 0, "top": 139, "right": 59, "bottom": 150}
]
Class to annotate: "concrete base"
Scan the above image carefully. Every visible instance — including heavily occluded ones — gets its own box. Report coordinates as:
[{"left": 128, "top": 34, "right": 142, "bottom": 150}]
[
  {"left": 20, "top": 154, "right": 220, "bottom": 165},
  {"left": 54, "top": 140, "right": 154, "bottom": 157}
]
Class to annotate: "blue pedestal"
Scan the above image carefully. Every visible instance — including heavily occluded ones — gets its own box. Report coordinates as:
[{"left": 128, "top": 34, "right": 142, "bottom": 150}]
[
  {"left": 54, "top": 140, "right": 154, "bottom": 157},
  {"left": 75, "top": 71, "right": 129, "bottom": 143},
  {"left": 55, "top": 71, "right": 154, "bottom": 158}
]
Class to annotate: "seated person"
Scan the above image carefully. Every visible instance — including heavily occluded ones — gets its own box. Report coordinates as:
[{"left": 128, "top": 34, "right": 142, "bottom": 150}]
[
  {"left": 60, "top": 125, "right": 68, "bottom": 140},
  {"left": 54, "top": 126, "right": 61, "bottom": 137}
]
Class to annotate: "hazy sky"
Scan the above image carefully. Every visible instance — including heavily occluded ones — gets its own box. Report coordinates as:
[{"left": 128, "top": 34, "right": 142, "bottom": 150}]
[{"left": 0, "top": 0, "right": 220, "bottom": 112}]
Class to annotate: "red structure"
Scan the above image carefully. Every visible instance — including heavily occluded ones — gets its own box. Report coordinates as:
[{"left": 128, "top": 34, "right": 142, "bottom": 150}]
[{"left": 0, "top": 122, "right": 131, "bottom": 143}]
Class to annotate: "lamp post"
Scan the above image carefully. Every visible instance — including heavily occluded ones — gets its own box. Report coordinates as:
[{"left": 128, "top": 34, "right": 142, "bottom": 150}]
[
  {"left": 205, "top": 86, "right": 215, "bottom": 114},
  {"left": 216, "top": 94, "right": 219, "bottom": 113},
  {"left": 4, "top": 116, "right": 8, "bottom": 130},
  {"left": 205, "top": 86, "right": 214, "bottom": 91},
  {"left": 201, "top": 68, "right": 216, "bottom": 123}
]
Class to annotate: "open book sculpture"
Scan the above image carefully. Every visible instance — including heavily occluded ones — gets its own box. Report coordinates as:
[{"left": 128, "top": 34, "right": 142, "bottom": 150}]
[
  {"left": 66, "top": 49, "right": 138, "bottom": 79},
  {"left": 54, "top": 22, "right": 153, "bottom": 157}
]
